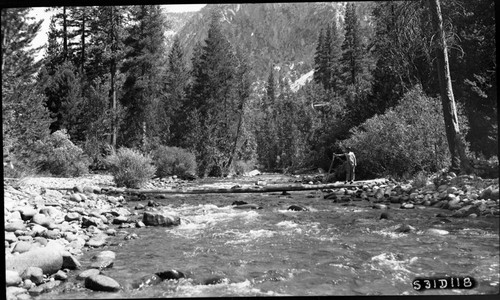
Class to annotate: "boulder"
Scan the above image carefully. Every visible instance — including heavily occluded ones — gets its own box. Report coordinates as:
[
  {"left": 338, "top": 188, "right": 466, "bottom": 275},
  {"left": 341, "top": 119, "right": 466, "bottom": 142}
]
[
  {"left": 156, "top": 269, "right": 186, "bottom": 281},
  {"left": 21, "top": 266, "right": 44, "bottom": 284},
  {"left": 6, "top": 270, "right": 22, "bottom": 286},
  {"left": 31, "top": 213, "right": 53, "bottom": 227},
  {"left": 5, "top": 221, "right": 27, "bottom": 232},
  {"left": 54, "top": 270, "right": 68, "bottom": 281},
  {"left": 86, "top": 234, "right": 108, "bottom": 248},
  {"left": 69, "top": 193, "right": 82, "bottom": 202},
  {"left": 81, "top": 216, "right": 103, "bottom": 228},
  {"left": 447, "top": 198, "right": 462, "bottom": 210},
  {"left": 19, "top": 207, "right": 38, "bottom": 221},
  {"left": 62, "top": 252, "right": 82, "bottom": 269},
  {"left": 77, "top": 269, "right": 100, "bottom": 280},
  {"left": 39, "top": 207, "right": 62, "bottom": 218},
  {"left": 112, "top": 216, "right": 129, "bottom": 225},
  {"left": 6, "top": 287, "right": 28, "bottom": 299},
  {"left": 37, "top": 279, "right": 62, "bottom": 293},
  {"left": 90, "top": 251, "right": 116, "bottom": 270},
  {"left": 12, "top": 241, "right": 33, "bottom": 254},
  {"left": 287, "top": 205, "right": 308, "bottom": 211},
  {"left": 5, "top": 231, "right": 18, "bottom": 243},
  {"left": 44, "top": 189, "right": 63, "bottom": 198},
  {"left": 452, "top": 205, "right": 481, "bottom": 218},
  {"left": 65, "top": 212, "right": 81, "bottom": 222},
  {"left": 6, "top": 245, "right": 64, "bottom": 275},
  {"left": 142, "top": 211, "right": 181, "bottom": 226},
  {"left": 84, "top": 274, "right": 121, "bottom": 292},
  {"left": 83, "top": 186, "right": 96, "bottom": 194}
]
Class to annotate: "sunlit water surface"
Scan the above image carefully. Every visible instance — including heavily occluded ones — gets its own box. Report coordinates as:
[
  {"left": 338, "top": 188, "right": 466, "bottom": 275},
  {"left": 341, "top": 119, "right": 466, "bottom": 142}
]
[{"left": 40, "top": 176, "right": 499, "bottom": 298}]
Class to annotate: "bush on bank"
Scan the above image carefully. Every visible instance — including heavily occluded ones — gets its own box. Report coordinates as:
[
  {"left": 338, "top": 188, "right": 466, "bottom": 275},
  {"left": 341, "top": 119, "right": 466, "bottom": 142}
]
[
  {"left": 340, "top": 86, "right": 470, "bottom": 179},
  {"left": 152, "top": 146, "right": 197, "bottom": 179},
  {"left": 105, "top": 147, "right": 156, "bottom": 188}
]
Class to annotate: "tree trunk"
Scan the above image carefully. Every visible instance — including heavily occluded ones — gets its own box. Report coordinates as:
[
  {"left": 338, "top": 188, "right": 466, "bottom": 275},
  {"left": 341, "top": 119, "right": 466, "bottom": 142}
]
[
  {"left": 63, "top": 6, "right": 68, "bottom": 61},
  {"left": 428, "top": 0, "right": 471, "bottom": 174},
  {"left": 81, "top": 9, "right": 85, "bottom": 75},
  {"left": 109, "top": 6, "right": 117, "bottom": 150}
]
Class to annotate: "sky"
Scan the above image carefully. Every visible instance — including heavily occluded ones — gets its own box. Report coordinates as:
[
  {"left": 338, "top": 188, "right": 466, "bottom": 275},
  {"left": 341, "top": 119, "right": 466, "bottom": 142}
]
[{"left": 28, "top": 4, "right": 206, "bottom": 60}]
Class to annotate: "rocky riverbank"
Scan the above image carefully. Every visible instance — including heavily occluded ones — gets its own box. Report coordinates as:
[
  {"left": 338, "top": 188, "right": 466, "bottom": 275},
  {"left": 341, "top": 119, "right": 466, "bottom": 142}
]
[{"left": 4, "top": 172, "right": 499, "bottom": 299}]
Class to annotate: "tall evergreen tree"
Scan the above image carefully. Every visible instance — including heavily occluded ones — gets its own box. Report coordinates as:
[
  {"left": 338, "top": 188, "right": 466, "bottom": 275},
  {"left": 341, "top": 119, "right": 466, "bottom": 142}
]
[
  {"left": 164, "top": 36, "right": 189, "bottom": 146},
  {"left": 187, "top": 10, "right": 242, "bottom": 176},
  {"left": 328, "top": 19, "right": 343, "bottom": 93},
  {"left": 119, "top": 5, "right": 169, "bottom": 149},
  {"left": 313, "top": 28, "right": 325, "bottom": 87},
  {"left": 340, "top": 3, "right": 363, "bottom": 87},
  {"left": 2, "top": 8, "right": 52, "bottom": 163}
]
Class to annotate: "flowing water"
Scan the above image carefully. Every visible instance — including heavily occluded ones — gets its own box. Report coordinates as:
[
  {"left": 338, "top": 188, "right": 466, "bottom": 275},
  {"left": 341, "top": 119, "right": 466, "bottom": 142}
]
[{"left": 41, "top": 175, "right": 499, "bottom": 298}]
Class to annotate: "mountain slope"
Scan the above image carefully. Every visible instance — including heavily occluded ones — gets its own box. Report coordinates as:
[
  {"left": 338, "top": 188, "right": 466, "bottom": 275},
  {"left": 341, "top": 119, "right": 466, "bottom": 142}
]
[{"left": 174, "top": 3, "right": 345, "bottom": 81}]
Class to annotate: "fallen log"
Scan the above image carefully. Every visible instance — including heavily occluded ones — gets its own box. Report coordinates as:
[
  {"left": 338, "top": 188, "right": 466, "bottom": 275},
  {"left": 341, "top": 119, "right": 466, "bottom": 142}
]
[
  {"left": 102, "top": 180, "right": 387, "bottom": 195},
  {"left": 45, "top": 179, "right": 389, "bottom": 195}
]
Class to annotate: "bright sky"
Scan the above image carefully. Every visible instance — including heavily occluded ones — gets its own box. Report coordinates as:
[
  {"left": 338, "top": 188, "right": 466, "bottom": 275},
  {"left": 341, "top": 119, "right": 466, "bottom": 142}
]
[{"left": 27, "top": 4, "right": 206, "bottom": 60}]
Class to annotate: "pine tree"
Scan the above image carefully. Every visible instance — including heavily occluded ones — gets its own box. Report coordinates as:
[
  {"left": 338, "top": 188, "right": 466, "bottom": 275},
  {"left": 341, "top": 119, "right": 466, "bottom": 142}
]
[
  {"left": 164, "top": 36, "right": 189, "bottom": 146},
  {"left": 119, "top": 5, "right": 169, "bottom": 149},
  {"left": 340, "top": 3, "right": 363, "bottom": 87},
  {"left": 187, "top": 10, "right": 241, "bottom": 176},
  {"left": 86, "top": 6, "right": 127, "bottom": 149},
  {"left": 2, "top": 8, "right": 52, "bottom": 163},
  {"left": 313, "top": 28, "right": 325, "bottom": 86},
  {"left": 328, "top": 19, "right": 343, "bottom": 93}
]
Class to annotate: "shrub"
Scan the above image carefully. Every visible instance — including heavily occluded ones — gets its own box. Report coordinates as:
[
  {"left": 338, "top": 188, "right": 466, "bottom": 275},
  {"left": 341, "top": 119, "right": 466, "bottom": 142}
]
[
  {"left": 232, "top": 160, "right": 255, "bottom": 176},
  {"left": 30, "top": 129, "right": 90, "bottom": 177},
  {"left": 152, "top": 146, "right": 197, "bottom": 179},
  {"left": 340, "top": 86, "right": 470, "bottom": 178},
  {"left": 411, "top": 171, "right": 431, "bottom": 188},
  {"left": 106, "top": 147, "right": 156, "bottom": 188}
]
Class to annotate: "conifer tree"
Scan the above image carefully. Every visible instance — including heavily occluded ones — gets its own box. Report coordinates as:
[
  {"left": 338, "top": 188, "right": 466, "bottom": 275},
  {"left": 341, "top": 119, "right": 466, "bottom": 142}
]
[
  {"left": 119, "top": 5, "right": 169, "bottom": 149},
  {"left": 187, "top": 10, "right": 242, "bottom": 176},
  {"left": 313, "top": 28, "right": 325, "bottom": 86},
  {"left": 341, "top": 3, "right": 363, "bottom": 87},
  {"left": 164, "top": 36, "right": 189, "bottom": 146},
  {"left": 2, "top": 8, "right": 52, "bottom": 161}
]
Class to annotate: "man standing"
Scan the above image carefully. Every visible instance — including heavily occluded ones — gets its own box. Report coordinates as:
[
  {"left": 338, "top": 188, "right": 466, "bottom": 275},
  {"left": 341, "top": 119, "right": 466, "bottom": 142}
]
[{"left": 334, "top": 147, "right": 356, "bottom": 184}]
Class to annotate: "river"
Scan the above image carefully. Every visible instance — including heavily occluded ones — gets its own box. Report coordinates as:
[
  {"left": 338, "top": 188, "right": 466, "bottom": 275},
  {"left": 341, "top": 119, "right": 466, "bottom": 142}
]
[{"left": 39, "top": 175, "right": 499, "bottom": 298}]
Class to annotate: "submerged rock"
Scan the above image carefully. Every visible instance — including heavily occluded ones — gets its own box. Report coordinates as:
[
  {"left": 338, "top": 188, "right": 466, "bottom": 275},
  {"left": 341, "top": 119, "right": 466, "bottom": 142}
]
[
  {"left": 395, "top": 224, "right": 416, "bottom": 233},
  {"left": 85, "top": 274, "right": 120, "bottom": 292},
  {"left": 232, "top": 200, "right": 248, "bottom": 206},
  {"left": 132, "top": 274, "right": 163, "bottom": 289},
  {"left": 203, "top": 276, "right": 229, "bottom": 285},
  {"left": 379, "top": 212, "right": 390, "bottom": 220},
  {"left": 287, "top": 205, "right": 308, "bottom": 211},
  {"left": 156, "top": 269, "right": 185, "bottom": 281},
  {"left": 232, "top": 204, "right": 262, "bottom": 210},
  {"left": 426, "top": 228, "right": 450, "bottom": 236}
]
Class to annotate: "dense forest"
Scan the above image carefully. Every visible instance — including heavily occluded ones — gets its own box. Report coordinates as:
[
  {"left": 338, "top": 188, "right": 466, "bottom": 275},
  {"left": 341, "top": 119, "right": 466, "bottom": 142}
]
[{"left": 2, "top": 1, "right": 497, "bottom": 182}]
